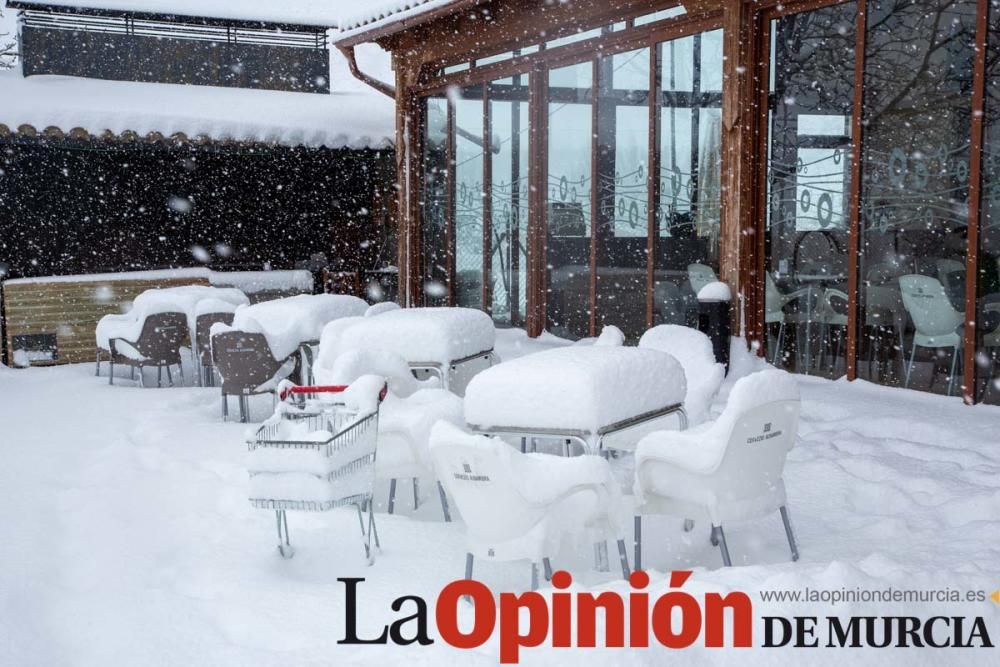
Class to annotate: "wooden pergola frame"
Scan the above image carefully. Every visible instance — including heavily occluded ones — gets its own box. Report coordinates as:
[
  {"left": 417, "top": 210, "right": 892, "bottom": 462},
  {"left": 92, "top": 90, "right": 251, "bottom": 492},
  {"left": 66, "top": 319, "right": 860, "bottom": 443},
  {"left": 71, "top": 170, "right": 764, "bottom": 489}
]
[{"left": 360, "top": 0, "right": 996, "bottom": 402}]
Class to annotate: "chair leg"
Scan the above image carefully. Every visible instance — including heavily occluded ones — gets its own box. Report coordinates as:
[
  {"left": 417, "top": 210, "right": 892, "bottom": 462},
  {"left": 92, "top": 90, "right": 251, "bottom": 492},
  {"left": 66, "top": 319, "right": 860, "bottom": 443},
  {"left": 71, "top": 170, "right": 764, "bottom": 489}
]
[
  {"left": 95, "top": 351, "right": 101, "bottom": 377},
  {"left": 239, "top": 395, "right": 248, "bottom": 423},
  {"left": 531, "top": 562, "right": 540, "bottom": 591},
  {"left": 633, "top": 515, "right": 642, "bottom": 572},
  {"left": 276, "top": 510, "right": 294, "bottom": 559},
  {"left": 109, "top": 358, "right": 115, "bottom": 385},
  {"left": 465, "top": 552, "right": 474, "bottom": 580},
  {"left": 387, "top": 479, "right": 397, "bottom": 514},
  {"left": 438, "top": 481, "right": 452, "bottom": 522},
  {"left": 904, "top": 343, "right": 917, "bottom": 388},
  {"left": 165, "top": 364, "right": 174, "bottom": 387},
  {"left": 412, "top": 477, "right": 419, "bottom": 510},
  {"left": 178, "top": 362, "right": 185, "bottom": 386},
  {"left": 773, "top": 322, "right": 785, "bottom": 365},
  {"left": 222, "top": 394, "right": 228, "bottom": 421},
  {"left": 616, "top": 539, "right": 631, "bottom": 579},
  {"left": 130, "top": 366, "right": 135, "bottom": 380},
  {"left": 542, "top": 557, "right": 553, "bottom": 582},
  {"left": 947, "top": 345, "right": 959, "bottom": 396},
  {"left": 780, "top": 505, "right": 799, "bottom": 562},
  {"left": 712, "top": 525, "right": 732, "bottom": 567},
  {"left": 157, "top": 365, "right": 163, "bottom": 388}
]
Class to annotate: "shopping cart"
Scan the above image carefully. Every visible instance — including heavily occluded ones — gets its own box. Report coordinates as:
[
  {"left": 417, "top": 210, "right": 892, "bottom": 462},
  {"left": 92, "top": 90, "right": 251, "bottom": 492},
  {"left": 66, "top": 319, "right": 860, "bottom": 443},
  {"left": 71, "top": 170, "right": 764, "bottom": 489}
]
[{"left": 247, "top": 382, "right": 387, "bottom": 561}]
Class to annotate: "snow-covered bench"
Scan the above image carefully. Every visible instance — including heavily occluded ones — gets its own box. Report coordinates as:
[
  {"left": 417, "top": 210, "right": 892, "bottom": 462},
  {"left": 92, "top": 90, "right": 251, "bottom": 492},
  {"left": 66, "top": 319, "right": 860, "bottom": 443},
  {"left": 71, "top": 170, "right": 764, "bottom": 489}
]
[
  {"left": 318, "top": 306, "right": 497, "bottom": 394},
  {"left": 463, "top": 342, "right": 688, "bottom": 455}
]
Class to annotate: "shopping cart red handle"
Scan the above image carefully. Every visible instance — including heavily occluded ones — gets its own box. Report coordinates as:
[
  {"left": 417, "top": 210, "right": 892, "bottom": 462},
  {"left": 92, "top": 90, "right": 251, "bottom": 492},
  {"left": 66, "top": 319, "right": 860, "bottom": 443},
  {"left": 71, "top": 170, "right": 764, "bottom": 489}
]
[{"left": 280, "top": 383, "right": 389, "bottom": 403}]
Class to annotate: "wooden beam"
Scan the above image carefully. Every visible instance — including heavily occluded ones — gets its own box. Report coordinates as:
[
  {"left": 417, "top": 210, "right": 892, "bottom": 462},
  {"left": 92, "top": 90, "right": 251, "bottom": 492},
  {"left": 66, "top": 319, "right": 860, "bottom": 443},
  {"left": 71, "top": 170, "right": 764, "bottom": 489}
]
[{"left": 963, "top": 0, "right": 990, "bottom": 403}]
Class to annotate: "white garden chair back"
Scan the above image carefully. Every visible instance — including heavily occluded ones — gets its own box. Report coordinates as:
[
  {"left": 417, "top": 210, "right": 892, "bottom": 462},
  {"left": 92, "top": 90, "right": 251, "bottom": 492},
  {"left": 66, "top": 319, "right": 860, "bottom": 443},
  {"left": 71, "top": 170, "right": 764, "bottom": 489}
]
[
  {"left": 430, "top": 422, "right": 631, "bottom": 589},
  {"left": 634, "top": 369, "right": 800, "bottom": 567},
  {"left": 687, "top": 263, "right": 717, "bottom": 297},
  {"left": 638, "top": 324, "right": 724, "bottom": 424},
  {"left": 898, "top": 275, "right": 964, "bottom": 395}
]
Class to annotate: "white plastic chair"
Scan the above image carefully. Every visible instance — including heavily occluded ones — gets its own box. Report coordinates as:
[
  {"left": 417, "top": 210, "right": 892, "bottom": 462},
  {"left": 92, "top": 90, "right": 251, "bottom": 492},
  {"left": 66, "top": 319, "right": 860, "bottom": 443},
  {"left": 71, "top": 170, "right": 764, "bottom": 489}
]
[
  {"left": 687, "top": 263, "right": 717, "bottom": 297},
  {"left": 634, "top": 369, "right": 800, "bottom": 567},
  {"left": 765, "top": 272, "right": 812, "bottom": 365},
  {"left": 638, "top": 324, "right": 724, "bottom": 425},
  {"left": 429, "top": 421, "right": 630, "bottom": 589},
  {"left": 898, "top": 275, "right": 964, "bottom": 396}
]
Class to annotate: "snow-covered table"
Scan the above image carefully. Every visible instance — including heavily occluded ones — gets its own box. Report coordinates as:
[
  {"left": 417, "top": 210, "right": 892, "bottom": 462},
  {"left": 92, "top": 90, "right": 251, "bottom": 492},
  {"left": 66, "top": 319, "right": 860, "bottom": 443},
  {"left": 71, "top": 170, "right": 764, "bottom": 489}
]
[
  {"left": 463, "top": 345, "right": 688, "bottom": 455},
  {"left": 319, "top": 307, "right": 497, "bottom": 393}
]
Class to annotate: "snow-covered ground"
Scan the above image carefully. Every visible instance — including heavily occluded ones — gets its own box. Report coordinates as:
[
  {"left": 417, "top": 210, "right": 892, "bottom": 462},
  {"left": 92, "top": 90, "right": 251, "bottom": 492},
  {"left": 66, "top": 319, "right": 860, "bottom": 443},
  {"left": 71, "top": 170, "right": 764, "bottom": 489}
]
[{"left": 1, "top": 330, "right": 998, "bottom": 665}]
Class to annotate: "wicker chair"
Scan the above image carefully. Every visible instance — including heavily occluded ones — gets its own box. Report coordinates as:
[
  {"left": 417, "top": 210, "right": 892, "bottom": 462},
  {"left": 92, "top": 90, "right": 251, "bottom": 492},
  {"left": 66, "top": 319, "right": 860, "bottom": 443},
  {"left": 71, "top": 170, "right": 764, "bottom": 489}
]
[
  {"left": 108, "top": 312, "right": 188, "bottom": 387},
  {"left": 211, "top": 331, "right": 296, "bottom": 422}
]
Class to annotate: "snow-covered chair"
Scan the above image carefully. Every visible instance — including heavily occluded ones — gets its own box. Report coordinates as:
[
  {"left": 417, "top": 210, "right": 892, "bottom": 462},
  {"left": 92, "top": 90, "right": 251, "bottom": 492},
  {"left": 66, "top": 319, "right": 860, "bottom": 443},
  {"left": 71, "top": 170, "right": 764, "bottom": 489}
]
[
  {"left": 429, "top": 422, "right": 631, "bottom": 589},
  {"left": 638, "top": 325, "right": 724, "bottom": 424},
  {"left": 212, "top": 331, "right": 297, "bottom": 422},
  {"left": 194, "top": 298, "right": 240, "bottom": 387},
  {"left": 106, "top": 311, "right": 189, "bottom": 387},
  {"left": 634, "top": 369, "right": 800, "bottom": 568},
  {"left": 318, "top": 348, "right": 462, "bottom": 519}
]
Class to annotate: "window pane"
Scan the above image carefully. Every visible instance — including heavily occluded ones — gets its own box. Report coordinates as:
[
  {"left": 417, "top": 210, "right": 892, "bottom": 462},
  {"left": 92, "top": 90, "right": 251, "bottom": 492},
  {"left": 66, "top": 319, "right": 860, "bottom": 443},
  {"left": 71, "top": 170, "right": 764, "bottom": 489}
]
[
  {"left": 489, "top": 73, "right": 530, "bottom": 326},
  {"left": 653, "top": 30, "right": 723, "bottom": 328},
  {"left": 976, "top": 0, "right": 1000, "bottom": 403},
  {"left": 764, "top": 5, "right": 855, "bottom": 377},
  {"left": 859, "top": 0, "right": 977, "bottom": 395},
  {"left": 454, "top": 85, "right": 485, "bottom": 309},
  {"left": 422, "top": 96, "right": 449, "bottom": 305},
  {"left": 547, "top": 61, "right": 593, "bottom": 339},
  {"left": 596, "top": 48, "right": 650, "bottom": 339}
]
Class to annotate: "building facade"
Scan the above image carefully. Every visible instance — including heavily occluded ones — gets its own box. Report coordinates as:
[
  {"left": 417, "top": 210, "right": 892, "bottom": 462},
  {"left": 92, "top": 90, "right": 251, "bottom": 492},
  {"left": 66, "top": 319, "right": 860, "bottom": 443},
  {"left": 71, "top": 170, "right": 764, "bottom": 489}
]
[{"left": 336, "top": 0, "right": 1000, "bottom": 404}]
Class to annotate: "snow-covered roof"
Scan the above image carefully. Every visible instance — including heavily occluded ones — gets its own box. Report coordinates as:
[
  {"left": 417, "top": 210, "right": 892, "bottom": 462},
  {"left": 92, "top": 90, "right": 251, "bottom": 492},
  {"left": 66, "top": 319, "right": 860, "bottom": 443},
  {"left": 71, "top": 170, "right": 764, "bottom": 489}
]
[
  {"left": 0, "top": 9, "right": 396, "bottom": 148},
  {"left": 338, "top": 1, "right": 460, "bottom": 34},
  {"left": 6, "top": 1, "right": 345, "bottom": 28}
]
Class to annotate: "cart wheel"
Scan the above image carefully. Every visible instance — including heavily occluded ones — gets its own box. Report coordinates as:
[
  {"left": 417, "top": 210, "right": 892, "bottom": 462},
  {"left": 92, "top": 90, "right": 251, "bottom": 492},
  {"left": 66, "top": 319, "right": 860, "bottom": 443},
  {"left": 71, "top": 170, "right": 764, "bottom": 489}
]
[
  {"left": 363, "top": 543, "right": 375, "bottom": 566},
  {"left": 278, "top": 544, "right": 296, "bottom": 559}
]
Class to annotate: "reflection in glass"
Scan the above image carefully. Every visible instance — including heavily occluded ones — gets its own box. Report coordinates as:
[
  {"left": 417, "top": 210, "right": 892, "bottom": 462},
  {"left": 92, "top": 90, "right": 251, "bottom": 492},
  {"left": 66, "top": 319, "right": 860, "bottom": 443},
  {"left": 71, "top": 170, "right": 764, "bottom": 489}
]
[
  {"left": 546, "top": 62, "right": 593, "bottom": 339},
  {"left": 860, "top": 0, "right": 976, "bottom": 396},
  {"left": 489, "top": 73, "right": 530, "bottom": 326},
  {"left": 764, "top": 5, "right": 854, "bottom": 377},
  {"left": 976, "top": 0, "right": 1000, "bottom": 403},
  {"left": 454, "top": 84, "right": 485, "bottom": 309},
  {"left": 422, "top": 96, "right": 449, "bottom": 305},
  {"left": 653, "top": 29, "right": 723, "bottom": 328},
  {"left": 595, "top": 48, "right": 650, "bottom": 339}
]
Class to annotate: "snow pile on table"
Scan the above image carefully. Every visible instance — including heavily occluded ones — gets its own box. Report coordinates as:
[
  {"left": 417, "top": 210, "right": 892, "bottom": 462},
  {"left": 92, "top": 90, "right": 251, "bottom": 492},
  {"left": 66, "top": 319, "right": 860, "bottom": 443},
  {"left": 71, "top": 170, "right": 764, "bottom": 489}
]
[
  {"left": 364, "top": 301, "right": 400, "bottom": 317},
  {"left": 321, "top": 307, "right": 496, "bottom": 366},
  {"left": 317, "top": 348, "right": 424, "bottom": 397},
  {"left": 636, "top": 368, "right": 799, "bottom": 478},
  {"left": 194, "top": 297, "right": 241, "bottom": 317},
  {"left": 464, "top": 345, "right": 687, "bottom": 434},
  {"left": 223, "top": 294, "right": 368, "bottom": 360},
  {"left": 639, "top": 324, "right": 725, "bottom": 424}
]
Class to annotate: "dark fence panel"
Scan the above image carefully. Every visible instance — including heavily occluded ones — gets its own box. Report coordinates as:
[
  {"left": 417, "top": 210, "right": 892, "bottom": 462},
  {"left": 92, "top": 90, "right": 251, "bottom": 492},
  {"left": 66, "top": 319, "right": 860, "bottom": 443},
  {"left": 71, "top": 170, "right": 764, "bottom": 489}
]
[
  {"left": 21, "top": 26, "right": 330, "bottom": 93},
  {"left": 0, "top": 136, "right": 396, "bottom": 281}
]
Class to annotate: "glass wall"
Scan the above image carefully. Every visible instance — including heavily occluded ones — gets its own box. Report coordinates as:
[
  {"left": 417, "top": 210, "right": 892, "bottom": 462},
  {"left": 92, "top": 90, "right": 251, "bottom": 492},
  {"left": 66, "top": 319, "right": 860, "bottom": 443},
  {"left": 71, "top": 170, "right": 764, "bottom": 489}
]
[
  {"left": 489, "top": 73, "right": 530, "bottom": 326},
  {"left": 595, "top": 47, "right": 650, "bottom": 339},
  {"left": 454, "top": 84, "right": 486, "bottom": 309},
  {"left": 654, "top": 29, "right": 724, "bottom": 328},
  {"left": 421, "top": 96, "right": 449, "bottom": 305},
  {"left": 977, "top": 0, "right": 1000, "bottom": 403},
  {"left": 764, "top": 5, "right": 855, "bottom": 377},
  {"left": 859, "top": 0, "right": 977, "bottom": 396},
  {"left": 546, "top": 61, "right": 594, "bottom": 339}
]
